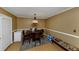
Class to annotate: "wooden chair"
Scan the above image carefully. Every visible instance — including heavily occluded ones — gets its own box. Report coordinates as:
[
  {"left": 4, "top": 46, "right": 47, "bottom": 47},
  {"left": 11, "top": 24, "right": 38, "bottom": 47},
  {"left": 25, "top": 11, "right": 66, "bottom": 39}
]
[
  {"left": 21, "top": 30, "right": 31, "bottom": 45},
  {"left": 39, "top": 29, "right": 44, "bottom": 38},
  {"left": 25, "top": 30, "right": 32, "bottom": 43},
  {"left": 31, "top": 31, "right": 41, "bottom": 46},
  {"left": 21, "top": 30, "right": 25, "bottom": 45}
]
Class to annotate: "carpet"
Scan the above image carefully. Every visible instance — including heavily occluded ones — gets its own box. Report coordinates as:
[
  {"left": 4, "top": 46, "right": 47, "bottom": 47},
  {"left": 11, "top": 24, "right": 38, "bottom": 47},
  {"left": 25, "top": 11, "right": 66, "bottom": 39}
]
[{"left": 20, "top": 36, "right": 50, "bottom": 51}]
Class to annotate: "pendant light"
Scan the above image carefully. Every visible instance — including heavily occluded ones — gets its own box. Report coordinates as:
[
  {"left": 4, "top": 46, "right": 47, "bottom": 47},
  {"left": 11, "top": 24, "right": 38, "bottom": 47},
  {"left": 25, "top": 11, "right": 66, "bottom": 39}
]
[{"left": 32, "top": 13, "right": 38, "bottom": 23}]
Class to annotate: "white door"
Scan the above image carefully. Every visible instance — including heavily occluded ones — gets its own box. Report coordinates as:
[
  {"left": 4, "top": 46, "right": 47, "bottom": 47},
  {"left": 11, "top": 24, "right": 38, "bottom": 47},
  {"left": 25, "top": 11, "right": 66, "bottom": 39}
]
[
  {"left": 0, "top": 18, "right": 2, "bottom": 50},
  {"left": 2, "top": 16, "right": 12, "bottom": 50}
]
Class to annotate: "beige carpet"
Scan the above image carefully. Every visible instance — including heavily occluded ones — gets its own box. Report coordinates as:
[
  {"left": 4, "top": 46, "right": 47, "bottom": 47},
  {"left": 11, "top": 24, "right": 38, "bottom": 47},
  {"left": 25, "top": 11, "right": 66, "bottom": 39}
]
[
  {"left": 27, "top": 43, "right": 64, "bottom": 51},
  {"left": 6, "top": 42, "right": 64, "bottom": 51}
]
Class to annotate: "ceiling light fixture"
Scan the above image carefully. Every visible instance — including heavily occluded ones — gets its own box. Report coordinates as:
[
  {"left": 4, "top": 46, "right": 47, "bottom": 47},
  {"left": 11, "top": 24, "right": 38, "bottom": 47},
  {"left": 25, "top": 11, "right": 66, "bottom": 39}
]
[{"left": 32, "top": 13, "right": 38, "bottom": 23}]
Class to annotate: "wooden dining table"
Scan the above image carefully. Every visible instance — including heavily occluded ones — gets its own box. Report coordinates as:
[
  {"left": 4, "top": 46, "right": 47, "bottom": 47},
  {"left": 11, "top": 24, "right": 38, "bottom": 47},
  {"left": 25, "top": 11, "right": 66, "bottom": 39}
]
[{"left": 22, "top": 29, "right": 44, "bottom": 46}]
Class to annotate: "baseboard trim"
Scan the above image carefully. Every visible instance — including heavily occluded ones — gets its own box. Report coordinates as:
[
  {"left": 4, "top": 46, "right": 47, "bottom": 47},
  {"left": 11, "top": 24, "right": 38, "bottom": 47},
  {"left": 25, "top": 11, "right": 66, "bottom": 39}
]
[
  {"left": 5, "top": 41, "right": 20, "bottom": 51},
  {"left": 4, "top": 42, "right": 13, "bottom": 51}
]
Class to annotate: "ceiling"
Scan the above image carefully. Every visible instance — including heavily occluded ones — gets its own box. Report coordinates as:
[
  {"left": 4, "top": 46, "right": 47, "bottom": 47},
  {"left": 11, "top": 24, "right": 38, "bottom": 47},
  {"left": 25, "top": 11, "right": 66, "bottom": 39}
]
[{"left": 3, "top": 7, "right": 73, "bottom": 19}]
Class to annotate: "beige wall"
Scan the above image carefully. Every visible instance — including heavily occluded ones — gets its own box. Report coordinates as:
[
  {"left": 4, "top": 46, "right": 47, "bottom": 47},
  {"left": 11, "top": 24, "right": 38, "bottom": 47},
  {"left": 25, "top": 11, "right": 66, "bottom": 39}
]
[
  {"left": 17, "top": 17, "right": 46, "bottom": 29},
  {"left": 0, "top": 8, "right": 17, "bottom": 31},
  {"left": 46, "top": 7, "right": 79, "bottom": 48},
  {"left": 1, "top": 7, "right": 79, "bottom": 48}
]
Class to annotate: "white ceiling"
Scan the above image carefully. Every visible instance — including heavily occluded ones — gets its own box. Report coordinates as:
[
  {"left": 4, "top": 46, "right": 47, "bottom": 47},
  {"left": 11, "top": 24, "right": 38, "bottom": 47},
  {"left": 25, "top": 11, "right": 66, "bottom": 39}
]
[{"left": 3, "top": 7, "right": 73, "bottom": 19}]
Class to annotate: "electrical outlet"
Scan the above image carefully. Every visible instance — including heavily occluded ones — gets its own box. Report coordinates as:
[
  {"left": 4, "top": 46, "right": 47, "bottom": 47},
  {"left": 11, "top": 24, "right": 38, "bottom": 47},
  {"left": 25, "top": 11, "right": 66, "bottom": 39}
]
[{"left": 73, "top": 29, "right": 76, "bottom": 33}]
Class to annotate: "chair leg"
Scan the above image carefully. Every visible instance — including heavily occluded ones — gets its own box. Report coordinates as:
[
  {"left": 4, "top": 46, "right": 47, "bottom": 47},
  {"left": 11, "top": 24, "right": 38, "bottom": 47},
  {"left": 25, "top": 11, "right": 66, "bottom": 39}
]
[
  {"left": 34, "top": 41, "right": 36, "bottom": 46},
  {"left": 37, "top": 38, "right": 41, "bottom": 44},
  {"left": 29, "top": 40, "right": 31, "bottom": 44},
  {"left": 39, "top": 39, "right": 41, "bottom": 44},
  {"left": 22, "top": 40, "right": 24, "bottom": 45}
]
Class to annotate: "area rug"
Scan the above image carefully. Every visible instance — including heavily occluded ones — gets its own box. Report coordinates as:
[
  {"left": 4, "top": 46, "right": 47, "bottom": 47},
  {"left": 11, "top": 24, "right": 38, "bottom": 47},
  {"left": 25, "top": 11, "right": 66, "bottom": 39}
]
[{"left": 20, "top": 37, "right": 50, "bottom": 51}]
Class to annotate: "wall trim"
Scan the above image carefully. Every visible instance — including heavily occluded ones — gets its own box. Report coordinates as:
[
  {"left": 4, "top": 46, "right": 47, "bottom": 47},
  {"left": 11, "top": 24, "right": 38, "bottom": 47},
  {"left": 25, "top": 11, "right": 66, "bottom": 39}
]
[
  {"left": 44, "top": 28, "right": 79, "bottom": 39},
  {"left": 12, "top": 28, "right": 79, "bottom": 39}
]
